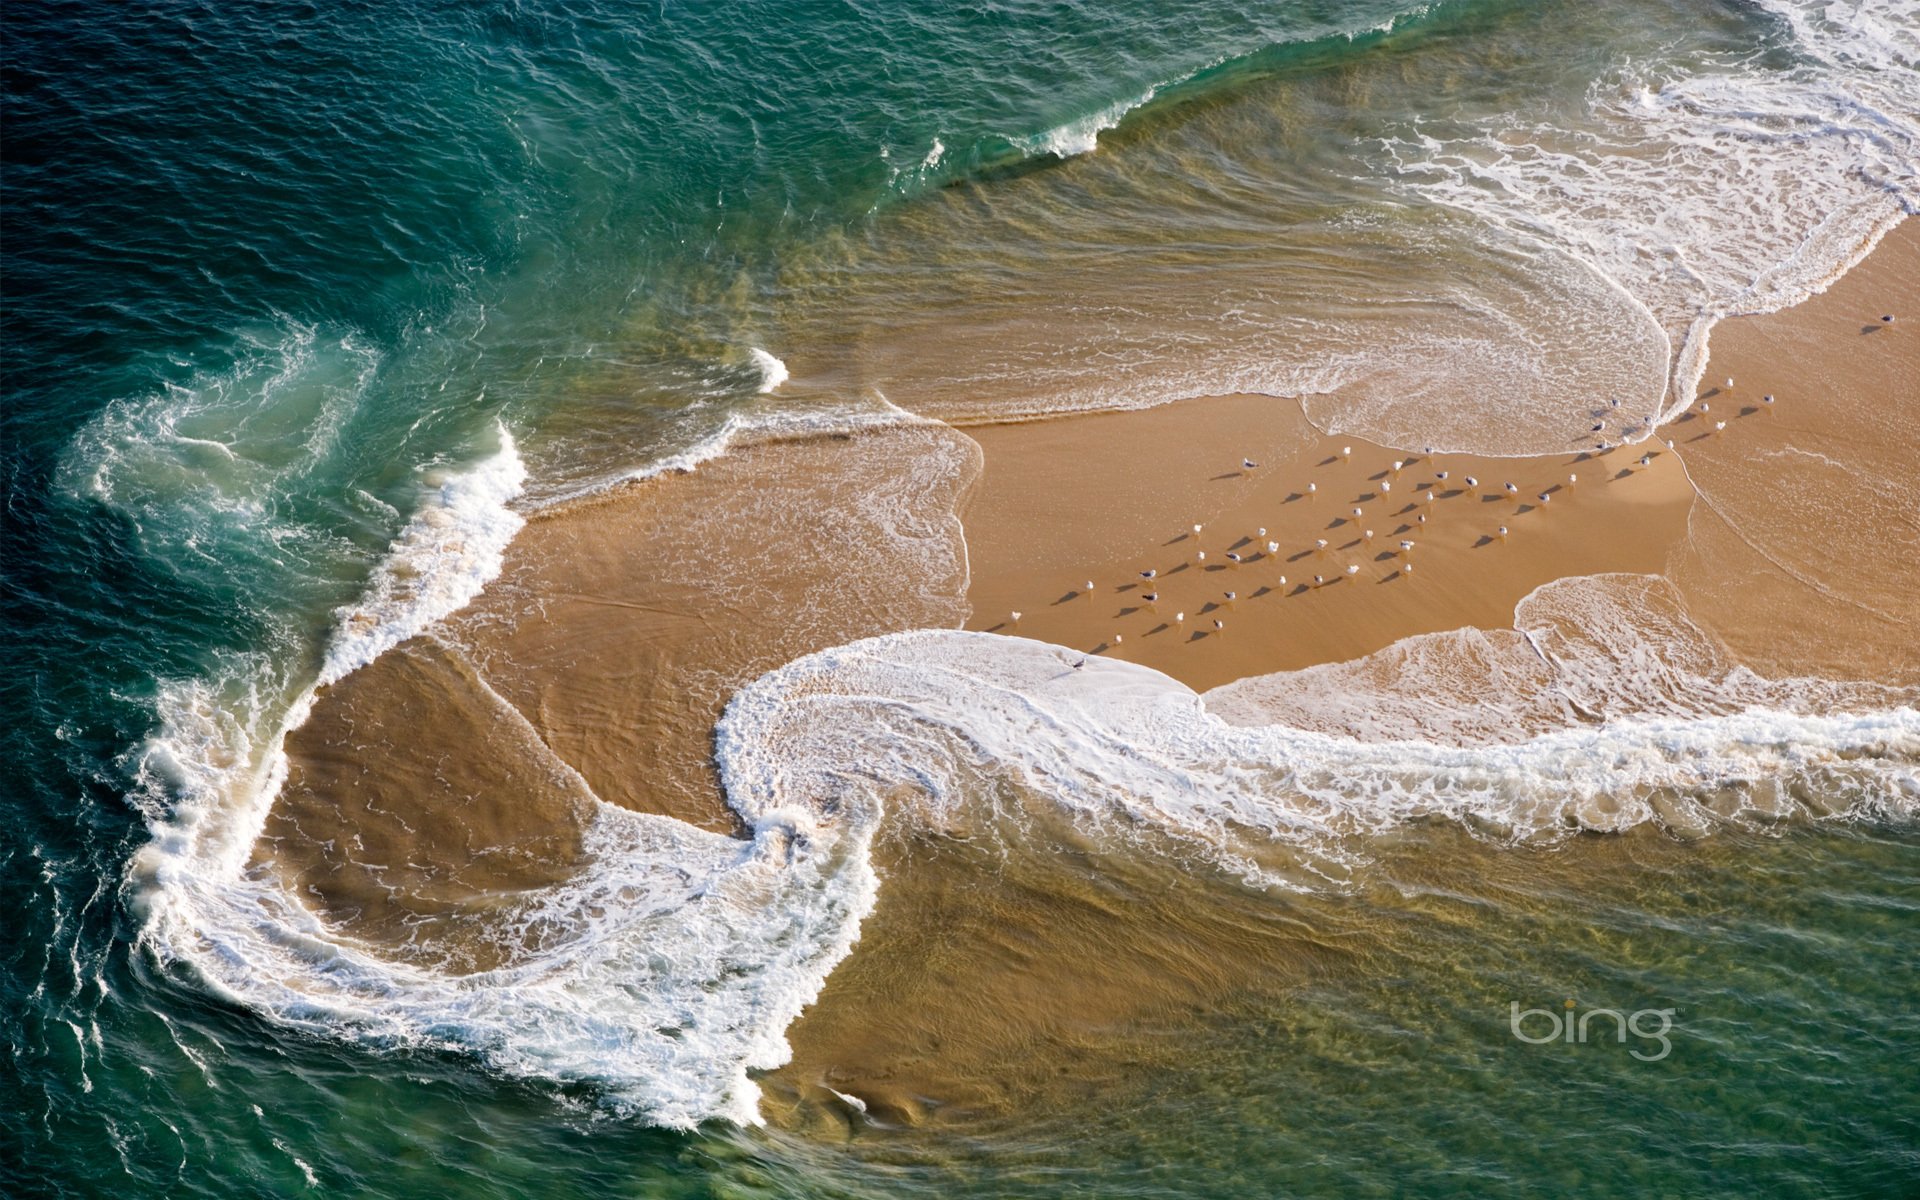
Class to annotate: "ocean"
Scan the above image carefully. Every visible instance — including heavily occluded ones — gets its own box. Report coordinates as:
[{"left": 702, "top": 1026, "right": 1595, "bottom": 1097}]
[{"left": 5, "top": 0, "right": 1918, "bottom": 1194}]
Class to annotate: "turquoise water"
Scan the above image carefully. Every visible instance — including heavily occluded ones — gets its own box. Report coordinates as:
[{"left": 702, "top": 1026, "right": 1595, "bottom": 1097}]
[{"left": 6, "top": 0, "right": 1919, "bottom": 1194}]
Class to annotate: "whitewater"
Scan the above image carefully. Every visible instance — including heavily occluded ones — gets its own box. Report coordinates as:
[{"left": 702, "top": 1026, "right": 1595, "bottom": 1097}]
[{"left": 120, "top": 0, "right": 1920, "bottom": 1133}]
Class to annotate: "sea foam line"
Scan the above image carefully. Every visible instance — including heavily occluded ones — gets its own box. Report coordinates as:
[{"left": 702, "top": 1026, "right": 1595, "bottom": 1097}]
[{"left": 136, "top": 586, "right": 1920, "bottom": 1130}]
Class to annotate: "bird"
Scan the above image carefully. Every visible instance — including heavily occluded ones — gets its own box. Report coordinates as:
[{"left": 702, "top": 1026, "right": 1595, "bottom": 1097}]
[
  {"left": 1175, "top": 611, "right": 1186, "bottom": 624},
  {"left": 1503, "top": 482, "right": 1518, "bottom": 495},
  {"left": 1402, "top": 563, "right": 1413, "bottom": 574},
  {"left": 1224, "top": 590, "right": 1237, "bottom": 602},
  {"left": 1257, "top": 527, "right": 1268, "bottom": 538},
  {"left": 1342, "top": 446, "right": 1353, "bottom": 458},
  {"left": 1140, "top": 569, "right": 1157, "bottom": 580},
  {"left": 1072, "top": 657, "right": 1086, "bottom": 670},
  {"left": 1363, "top": 528, "right": 1375, "bottom": 542},
  {"left": 1276, "top": 575, "right": 1287, "bottom": 587},
  {"left": 1497, "top": 524, "right": 1509, "bottom": 539},
  {"left": 1084, "top": 580, "right": 1095, "bottom": 593},
  {"left": 1699, "top": 401, "right": 1710, "bottom": 413},
  {"left": 1307, "top": 482, "right": 1318, "bottom": 495},
  {"left": 1351, "top": 506, "right": 1365, "bottom": 522},
  {"left": 1226, "top": 551, "right": 1243, "bottom": 564},
  {"left": 1192, "top": 523, "right": 1204, "bottom": 536},
  {"left": 1567, "top": 473, "right": 1577, "bottom": 487},
  {"left": 1212, "top": 618, "right": 1224, "bottom": 632},
  {"left": 1313, "top": 574, "right": 1325, "bottom": 586},
  {"left": 1416, "top": 513, "right": 1428, "bottom": 525},
  {"left": 1266, "top": 541, "right": 1280, "bottom": 554},
  {"left": 1609, "top": 397, "right": 1621, "bottom": 409},
  {"left": 1392, "top": 460, "right": 1405, "bottom": 474},
  {"left": 1464, "top": 475, "right": 1479, "bottom": 488},
  {"left": 1762, "top": 394, "right": 1775, "bottom": 406},
  {"left": 1381, "top": 481, "right": 1393, "bottom": 494},
  {"left": 1725, "top": 376, "right": 1734, "bottom": 388},
  {"left": 1436, "top": 470, "right": 1450, "bottom": 482},
  {"left": 1143, "top": 592, "right": 1159, "bottom": 603},
  {"left": 1639, "top": 454, "right": 1652, "bottom": 467},
  {"left": 1883, "top": 314, "right": 1895, "bottom": 323},
  {"left": 1010, "top": 611, "right": 1022, "bottom": 622},
  {"left": 1197, "top": 550, "right": 1208, "bottom": 562},
  {"left": 1346, "top": 564, "right": 1360, "bottom": 576},
  {"left": 1537, "top": 492, "right": 1551, "bottom": 504},
  {"left": 1243, "top": 458, "right": 1259, "bottom": 470},
  {"left": 1315, "top": 538, "right": 1329, "bottom": 551},
  {"left": 1715, "top": 420, "right": 1727, "bottom": 432},
  {"left": 1113, "top": 633, "right": 1123, "bottom": 644},
  {"left": 1399, "top": 539, "right": 1415, "bottom": 552}
]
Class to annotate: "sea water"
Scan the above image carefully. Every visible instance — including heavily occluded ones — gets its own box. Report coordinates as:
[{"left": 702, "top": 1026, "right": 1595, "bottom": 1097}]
[{"left": 6, "top": 0, "right": 1918, "bottom": 1194}]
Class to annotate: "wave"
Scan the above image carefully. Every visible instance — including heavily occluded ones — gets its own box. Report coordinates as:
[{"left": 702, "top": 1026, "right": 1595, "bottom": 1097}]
[
  {"left": 1379, "top": 0, "right": 1920, "bottom": 419},
  {"left": 527, "top": 388, "right": 951, "bottom": 511},
  {"left": 132, "top": 545, "right": 1920, "bottom": 1128},
  {"left": 748, "top": 347, "right": 789, "bottom": 393},
  {"left": 62, "top": 319, "right": 380, "bottom": 524},
  {"left": 1016, "top": 84, "right": 1166, "bottom": 159},
  {"left": 320, "top": 427, "right": 526, "bottom": 685},
  {"left": 899, "top": 1, "right": 1440, "bottom": 183}
]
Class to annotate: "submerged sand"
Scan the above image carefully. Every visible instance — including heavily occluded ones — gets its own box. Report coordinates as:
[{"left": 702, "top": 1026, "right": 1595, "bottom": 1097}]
[{"left": 253, "top": 218, "right": 1918, "bottom": 1124}]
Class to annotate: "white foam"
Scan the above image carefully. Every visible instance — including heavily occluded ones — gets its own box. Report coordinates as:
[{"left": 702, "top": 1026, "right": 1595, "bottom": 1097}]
[
  {"left": 129, "top": 407, "right": 970, "bottom": 1130},
  {"left": 1022, "top": 86, "right": 1162, "bottom": 158},
  {"left": 537, "top": 390, "right": 941, "bottom": 505},
  {"left": 63, "top": 320, "right": 379, "bottom": 522},
  {"left": 1382, "top": 0, "right": 1920, "bottom": 419},
  {"left": 748, "top": 347, "right": 789, "bottom": 393},
  {"left": 134, "top": 559, "right": 1920, "bottom": 1129},
  {"left": 320, "top": 426, "right": 526, "bottom": 685}
]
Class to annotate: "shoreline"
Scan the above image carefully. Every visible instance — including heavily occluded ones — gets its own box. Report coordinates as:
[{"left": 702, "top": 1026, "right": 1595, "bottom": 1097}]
[
  {"left": 959, "top": 218, "right": 1919, "bottom": 693},
  {"left": 253, "top": 215, "right": 1918, "bottom": 952},
  {"left": 226, "top": 211, "right": 1919, "bottom": 1129}
]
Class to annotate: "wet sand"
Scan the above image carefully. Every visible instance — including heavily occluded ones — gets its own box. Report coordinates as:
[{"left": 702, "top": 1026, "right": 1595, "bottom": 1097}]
[
  {"left": 260, "top": 423, "right": 977, "bottom": 961},
  {"left": 1669, "top": 218, "right": 1920, "bottom": 685},
  {"left": 253, "top": 218, "right": 1915, "bottom": 1121}
]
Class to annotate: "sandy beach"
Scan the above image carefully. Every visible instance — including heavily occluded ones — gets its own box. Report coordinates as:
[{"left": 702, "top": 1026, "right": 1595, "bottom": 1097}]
[{"left": 247, "top": 216, "right": 1919, "bottom": 1122}]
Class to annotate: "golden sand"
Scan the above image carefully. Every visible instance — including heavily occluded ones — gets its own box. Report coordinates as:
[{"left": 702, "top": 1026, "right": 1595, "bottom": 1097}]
[
  {"left": 1669, "top": 218, "right": 1920, "bottom": 685},
  {"left": 255, "top": 218, "right": 1916, "bottom": 1123},
  {"left": 960, "top": 396, "right": 1694, "bottom": 691}
]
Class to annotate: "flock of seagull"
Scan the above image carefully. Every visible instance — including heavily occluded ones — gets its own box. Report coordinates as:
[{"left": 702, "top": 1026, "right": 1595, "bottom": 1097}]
[{"left": 997, "top": 375, "right": 1790, "bottom": 652}]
